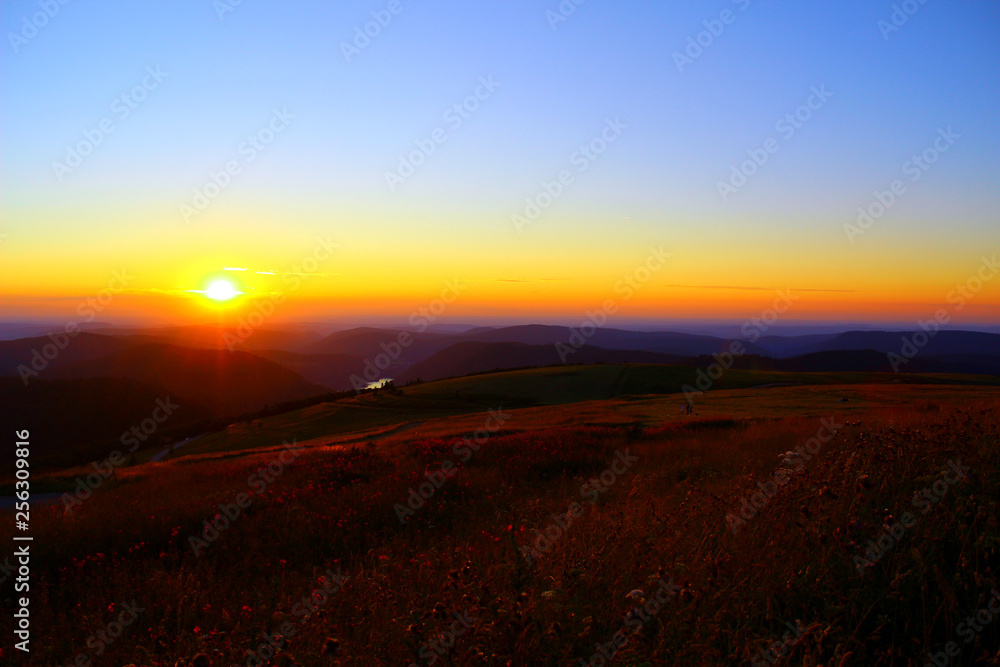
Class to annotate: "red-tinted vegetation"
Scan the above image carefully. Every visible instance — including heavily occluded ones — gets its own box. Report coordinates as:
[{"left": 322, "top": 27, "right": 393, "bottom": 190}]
[{"left": 2, "top": 400, "right": 998, "bottom": 665}]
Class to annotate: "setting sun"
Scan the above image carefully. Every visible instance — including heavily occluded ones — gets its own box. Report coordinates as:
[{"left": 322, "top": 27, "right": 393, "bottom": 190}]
[{"left": 204, "top": 279, "right": 240, "bottom": 302}]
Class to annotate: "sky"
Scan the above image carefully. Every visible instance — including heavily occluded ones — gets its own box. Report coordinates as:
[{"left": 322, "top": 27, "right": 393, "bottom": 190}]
[{"left": 1, "top": 0, "right": 998, "bottom": 329}]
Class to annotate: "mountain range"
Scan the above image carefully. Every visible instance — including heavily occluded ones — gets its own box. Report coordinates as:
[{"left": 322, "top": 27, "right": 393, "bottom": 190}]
[
  {"left": 1, "top": 324, "right": 996, "bottom": 414},
  {"left": 1, "top": 323, "right": 996, "bottom": 468},
  {"left": 3, "top": 324, "right": 997, "bottom": 387}
]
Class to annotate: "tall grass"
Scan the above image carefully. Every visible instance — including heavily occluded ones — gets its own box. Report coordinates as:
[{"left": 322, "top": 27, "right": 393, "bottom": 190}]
[{"left": 2, "top": 402, "right": 998, "bottom": 665}]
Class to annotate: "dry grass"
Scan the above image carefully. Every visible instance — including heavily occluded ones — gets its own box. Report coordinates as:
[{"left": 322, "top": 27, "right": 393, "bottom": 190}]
[{"left": 2, "top": 395, "right": 998, "bottom": 665}]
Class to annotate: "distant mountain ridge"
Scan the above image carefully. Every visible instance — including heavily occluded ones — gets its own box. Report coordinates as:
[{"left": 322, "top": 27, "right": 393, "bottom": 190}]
[
  {"left": 811, "top": 330, "right": 999, "bottom": 357},
  {"left": 302, "top": 324, "right": 772, "bottom": 364},
  {"left": 47, "top": 343, "right": 325, "bottom": 416},
  {"left": 396, "top": 341, "right": 687, "bottom": 383},
  {"left": 0, "top": 326, "right": 997, "bottom": 469},
  {"left": 0, "top": 326, "right": 996, "bottom": 398},
  {"left": 0, "top": 376, "right": 212, "bottom": 465}
]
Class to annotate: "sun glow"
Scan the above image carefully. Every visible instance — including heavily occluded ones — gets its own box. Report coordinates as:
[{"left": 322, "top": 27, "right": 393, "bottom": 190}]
[{"left": 204, "top": 279, "right": 240, "bottom": 302}]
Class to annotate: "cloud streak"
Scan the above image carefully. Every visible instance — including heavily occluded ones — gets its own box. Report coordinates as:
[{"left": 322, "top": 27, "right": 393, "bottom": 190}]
[{"left": 657, "top": 284, "right": 858, "bottom": 293}]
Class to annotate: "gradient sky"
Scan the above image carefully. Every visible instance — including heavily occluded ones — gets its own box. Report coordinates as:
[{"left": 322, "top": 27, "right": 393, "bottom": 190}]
[{"left": 2, "top": 0, "right": 998, "bottom": 327}]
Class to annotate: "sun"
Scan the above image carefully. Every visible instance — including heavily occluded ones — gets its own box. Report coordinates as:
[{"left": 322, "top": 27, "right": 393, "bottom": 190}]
[{"left": 204, "top": 279, "right": 240, "bottom": 302}]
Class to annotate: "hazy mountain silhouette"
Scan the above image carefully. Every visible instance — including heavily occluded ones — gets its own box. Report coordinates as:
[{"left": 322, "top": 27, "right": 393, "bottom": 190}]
[
  {"left": 790, "top": 330, "right": 999, "bottom": 357},
  {"left": 300, "top": 327, "right": 455, "bottom": 360},
  {"left": 302, "top": 325, "right": 772, "bottom": 365},
  {"left": 752, "top": 333, "right": 842, "bottom": 358},
  {"left": 91, "top": 324, "right": 323, "bottom": 351},
  {"left": 2, "top": 328, "right": 997, "bottom": 426},
  {"left": 47, "top": 343, "right": 325, "bottom": 416},
  {"left": 396, "top": 341, "right": 687, "bottom": 383},
  {"left": 253, "top": 350, "right": 365, "bottom": 390},
  {"left": 397, "top": 341, "right": 1000, "bottom": 383},
  {"left": 0, "top": 332, "right": 131, "bottom": 376},
  {"left": 724, "top": 349, "right": 1000, "bottom": 375},
  {"left": 0, "top": 376, "right": 212, "bottom": 465}
]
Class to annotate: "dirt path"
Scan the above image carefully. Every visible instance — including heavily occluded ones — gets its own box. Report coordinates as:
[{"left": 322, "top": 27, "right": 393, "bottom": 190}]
[
  {"left": 320, "top": 420, "right": 426, "bottom": 447},
  {"left": 150, "top": 433, "right": 207, "bottom": 462}
]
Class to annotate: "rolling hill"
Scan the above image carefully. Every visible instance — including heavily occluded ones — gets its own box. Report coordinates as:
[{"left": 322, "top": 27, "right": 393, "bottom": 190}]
[
  {"left": 0, "top": 332, "right": 131, "bottom": 377},
  {"left": 47, "top": 343, "right": 326, "bottom": 416},
  {"left": 0, "top": 376, "right": 213, "bottom": 465},
  {"left": 90, "top": 324, "right": 324, "bottom": 351},
  {"left": 302, "top": 325, "right": 772, "bottom": 366},
  {"left": 778, "top": 329, "right": 1000, "bottom": 357},
  {"left": 396, "top": 341, "right": 685, "bottom": 383},
  {"left": 253, "top": 349, "right": 366, "bottom": 390}
]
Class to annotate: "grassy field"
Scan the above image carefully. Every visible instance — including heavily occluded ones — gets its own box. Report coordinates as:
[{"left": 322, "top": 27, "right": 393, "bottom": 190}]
[
  {"left": 3, "top": 380, "right": 999, "bottom": 665},
  {"left": 403, "top": 363, "right": 1000, "bottom": 405},
  {"left": 18, "top": 361, "right": 994, "bottom": 488},
  {"left": 15, "top": 363, "right": 1000, "bottom": 498},
  {"left": 137, "top": 363, "right": 1000, "bottom": 463}
]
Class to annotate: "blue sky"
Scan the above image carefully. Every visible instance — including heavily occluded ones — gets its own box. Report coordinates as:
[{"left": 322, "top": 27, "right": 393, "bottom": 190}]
[{"left": 1, "top": 0, "right": 998, "bottom": 324}]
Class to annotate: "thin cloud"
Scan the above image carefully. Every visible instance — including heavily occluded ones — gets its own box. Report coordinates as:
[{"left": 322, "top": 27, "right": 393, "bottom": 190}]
[
  {"left": 657, "top": 284, "right": 858, "bottom": 293},
  {"left": 221, "top": 266, "right": 337, "bottom": 278},
  {"left": 120, "top": 288, "right": 191, "bottom": 295}
]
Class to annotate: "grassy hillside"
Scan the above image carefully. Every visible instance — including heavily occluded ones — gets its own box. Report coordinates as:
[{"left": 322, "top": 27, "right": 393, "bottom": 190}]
[
  {"left": 146, "top": 364, "right": 1000, "bottom": 462},
  {"left": 404, "top": 362, "right": 1000, "bottom": 404},
  {"left": 50, "top": 343, "right": 327, "bottom": 416},
  {"left": 0, "top": 376, "right": 213, "bottom": 466},
  {"left": 4, "top": 387, "right": 998, "bottom": 665}
]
